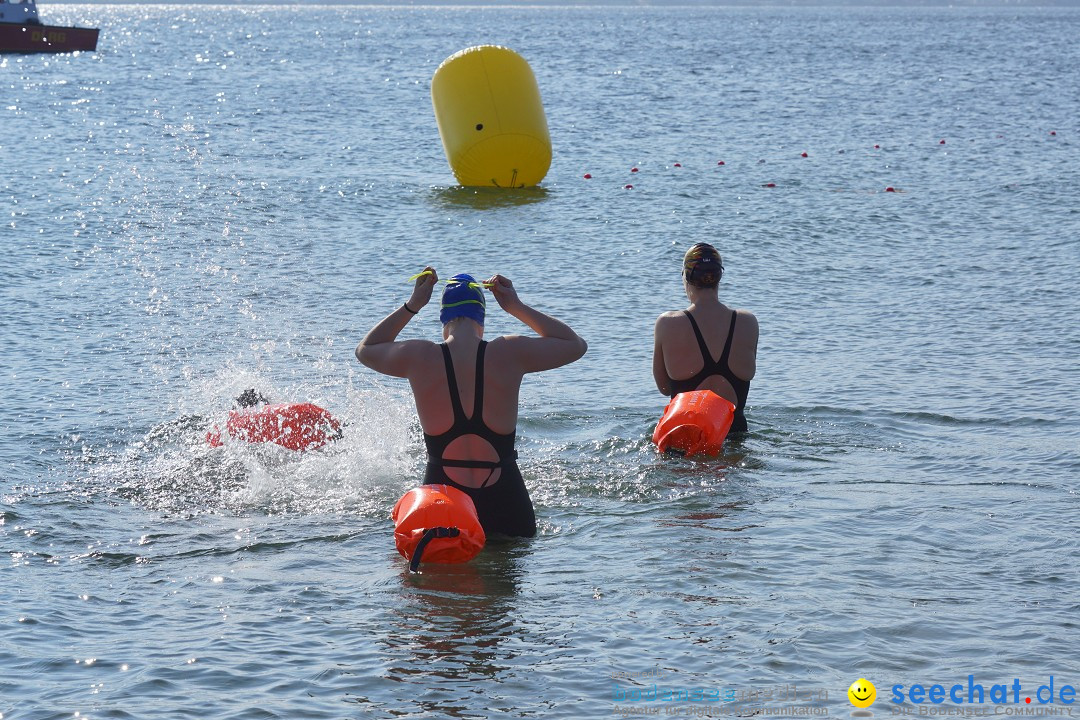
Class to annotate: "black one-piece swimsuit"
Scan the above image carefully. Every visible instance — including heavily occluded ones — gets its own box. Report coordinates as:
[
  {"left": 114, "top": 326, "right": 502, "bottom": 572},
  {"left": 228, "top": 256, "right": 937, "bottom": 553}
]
[
  {"left": 422, "top": 341, "right": 536, "bottom": 538},
  {"left": 667, "top": 310, "right": 751, "bottom": 433}
]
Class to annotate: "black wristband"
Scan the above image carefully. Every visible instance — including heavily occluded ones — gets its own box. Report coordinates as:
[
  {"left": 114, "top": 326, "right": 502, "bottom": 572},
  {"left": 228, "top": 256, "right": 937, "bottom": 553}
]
[{"left": 402, "top": 301, "right": 418, "bottom": 315}]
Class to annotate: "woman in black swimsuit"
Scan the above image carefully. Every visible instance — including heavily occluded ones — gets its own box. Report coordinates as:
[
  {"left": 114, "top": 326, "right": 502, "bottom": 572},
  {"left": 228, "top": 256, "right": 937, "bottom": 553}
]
[
  {"left": 652, "top": 243, "right": 758, "bottom": 432},
  {"left": 356, "top": 267, "right": 587, "bottom": 537}
]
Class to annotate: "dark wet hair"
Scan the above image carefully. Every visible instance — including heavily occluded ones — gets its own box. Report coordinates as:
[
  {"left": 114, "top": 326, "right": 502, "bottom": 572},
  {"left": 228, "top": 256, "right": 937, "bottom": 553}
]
[
  {"left": 236, "top": 389, "right": 269, "bottom": 408},
  {"left": 683, "top": 243, "right": 724, "bottom": 288}
]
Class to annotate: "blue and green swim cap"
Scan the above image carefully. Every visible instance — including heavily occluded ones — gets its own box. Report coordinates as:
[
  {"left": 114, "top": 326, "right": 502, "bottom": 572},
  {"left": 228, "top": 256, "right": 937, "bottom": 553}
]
[{"left": 440, "top": 273, "right": 486, "bottom": 326}]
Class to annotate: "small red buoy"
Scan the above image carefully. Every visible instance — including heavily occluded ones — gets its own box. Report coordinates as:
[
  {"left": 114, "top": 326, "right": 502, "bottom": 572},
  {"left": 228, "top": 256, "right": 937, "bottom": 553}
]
[
  {"left": 939, "top": 139, "right": 946, "bottom": 145},
  {"left": 624, "top": 184, "right": 633, "bottom": 189},
  {"left": 800, "top": 152, "right": 808, "bottom": 158},
  {"left": 673, "top": 163, "right": 682, "bottom": 168},
  {"left": 885, "top": 186, "right": 896, "bottom": 193},
  {"left": 631, "top": 167, "right": 639, "bottom": 173},
  {"left": 583, "top": 173, "right": 592, "bottom": 179},
  {"left": 717, "top": 160, "right": 725, "bottom": 166},
  {"left": 874, "top": 144, "right": 880, "bottom": 149},
  {"left": 1050, "top": 131, "right": 1057, "bottom": 136},
  {"left": 764, "top": 183, "right": 776, "bottom": 188}
]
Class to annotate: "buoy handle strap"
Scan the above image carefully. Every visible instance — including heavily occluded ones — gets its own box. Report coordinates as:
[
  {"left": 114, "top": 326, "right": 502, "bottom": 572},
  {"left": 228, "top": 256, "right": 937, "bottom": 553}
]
[{"left": 409, "top": 526, "right": 461, "bottom": 573}]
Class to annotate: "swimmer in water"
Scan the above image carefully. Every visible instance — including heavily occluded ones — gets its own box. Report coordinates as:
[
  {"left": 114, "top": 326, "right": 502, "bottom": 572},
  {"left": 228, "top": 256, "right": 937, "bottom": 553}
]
[
  {"left": 235, "top": 389, "right": 269, "bottom": 408},
  {"left": 208, "top": 389, "right": 343, "bottom": 446},
  {"left": 355, "top": 267, "right": 587, "bottom": 537},
  {"left": 653, "top": 243, "right": 758, "bottom": 433}
]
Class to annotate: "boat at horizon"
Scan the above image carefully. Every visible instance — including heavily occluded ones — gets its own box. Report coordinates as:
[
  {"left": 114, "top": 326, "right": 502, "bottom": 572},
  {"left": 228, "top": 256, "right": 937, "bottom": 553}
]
[{"left": 0, "top": 0, "right": 98, "bottom": 54}]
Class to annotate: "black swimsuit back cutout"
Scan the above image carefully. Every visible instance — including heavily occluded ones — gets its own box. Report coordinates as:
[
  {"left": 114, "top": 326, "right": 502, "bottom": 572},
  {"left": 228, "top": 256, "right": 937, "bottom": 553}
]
[
  {"left": 423, "top": 341, "right": 517, "bottom": 485},
  {"left": 668, "top": 310, "right": 750, "bottom": 431}
]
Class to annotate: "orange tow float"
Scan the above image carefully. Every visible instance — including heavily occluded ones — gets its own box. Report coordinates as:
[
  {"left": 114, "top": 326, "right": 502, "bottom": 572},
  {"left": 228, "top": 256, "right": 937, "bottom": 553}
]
[
  {"left": 206, "top": 402, "right": 342, "bottom": 452},
  {"left": 391, "top": 485, "right": 486, "bottom": 572},
  {"left": 652, "top": 390, "right": 735, "bottom": 457}
]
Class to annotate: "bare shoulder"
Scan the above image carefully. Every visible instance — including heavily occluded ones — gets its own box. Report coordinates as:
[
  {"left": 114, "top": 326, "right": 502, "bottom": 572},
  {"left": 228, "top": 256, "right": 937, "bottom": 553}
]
[
  {"left": 654, "top": 310, "right": 684, "bottom": 334},
  {"left": 486, "top": 333, "right": 532, "bottom": 363},
  {"left": 401, "top": 339, "right": 445, "bottom": 379},
  {"left": 734, "top": 309, "right": 759, "bottom": 342},
  {"left": 396, "top": 338, "right": 441, "bottom": 357},
  {"left": 488, "top": 333, "right": 557, "bottom": 357},
  {"left": 735, "top": 308, "right": 759, "bottom": 330},
  {"left": 488, "top": 333, "right": 584, "bottom": 374},
  {"left": 488, "top": 333, "right": 526, "bottom": 349},
  {"left": 357, "top": 337, "right": 441, "bottom": 379},
  {"left": 413, "top": 338, "right": 443, "bottom": 356}
]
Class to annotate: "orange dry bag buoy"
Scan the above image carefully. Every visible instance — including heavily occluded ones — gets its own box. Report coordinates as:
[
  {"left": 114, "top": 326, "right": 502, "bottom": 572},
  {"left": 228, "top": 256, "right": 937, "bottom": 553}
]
[
  {"left": 205, "top": 403, "right": 342, "bottom": 452},
  {"left": 652, "top": 390, "right": 736, "bottom": 457},
  {"left": 391, "top": 485, "right": 486, "bottom": 572}
]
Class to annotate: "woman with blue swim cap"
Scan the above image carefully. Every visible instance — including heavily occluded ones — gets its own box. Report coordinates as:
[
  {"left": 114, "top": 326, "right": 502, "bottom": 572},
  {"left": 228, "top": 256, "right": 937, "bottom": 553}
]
[
  {"left": 653, "top": 243, "right": 758, "bottom": 433},
  {"left": 356, "top": 267, "right": 587, "bottom": 537}
]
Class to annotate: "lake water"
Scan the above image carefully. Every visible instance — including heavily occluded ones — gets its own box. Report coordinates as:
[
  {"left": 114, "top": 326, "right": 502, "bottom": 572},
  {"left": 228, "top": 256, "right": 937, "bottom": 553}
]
[{"left": 2, "top": 4, "right": 1079, "bottom": 719}]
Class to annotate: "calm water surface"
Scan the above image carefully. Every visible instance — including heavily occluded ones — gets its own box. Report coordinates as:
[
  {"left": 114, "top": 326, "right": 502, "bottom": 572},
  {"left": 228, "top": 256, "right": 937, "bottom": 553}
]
[{"left": 2, "top": 5, "right": 1079, "bottom": 719}]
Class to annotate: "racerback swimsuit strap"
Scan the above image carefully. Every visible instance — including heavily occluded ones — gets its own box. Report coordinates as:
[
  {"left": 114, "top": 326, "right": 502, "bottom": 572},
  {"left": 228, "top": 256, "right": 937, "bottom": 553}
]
[
  {"left": 427, "top": 342, "right": 516, "bottom": 487},
  {"left": 675, "top": 310, "right": 750, "bottom": 414},
  {"left": 439, "top": 342, "right": 468, "bottom": 424},
  {"left": 683, "top": 311, "right": 734, "bottom": 375}
]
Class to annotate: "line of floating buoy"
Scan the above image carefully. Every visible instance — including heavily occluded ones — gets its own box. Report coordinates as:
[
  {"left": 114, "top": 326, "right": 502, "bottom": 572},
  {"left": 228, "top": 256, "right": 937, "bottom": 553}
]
[
  {"left": 587, "top": 168, "right": 900, "bottom": 192},
  {"left": 576, "top": 132, "right": 1066, "bottom": 194}
]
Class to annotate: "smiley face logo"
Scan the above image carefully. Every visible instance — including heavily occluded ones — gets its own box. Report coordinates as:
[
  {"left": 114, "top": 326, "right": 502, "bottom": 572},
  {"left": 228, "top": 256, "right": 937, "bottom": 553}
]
[{"left": 848, "top": 678, "right": 876, "bottom": 708}]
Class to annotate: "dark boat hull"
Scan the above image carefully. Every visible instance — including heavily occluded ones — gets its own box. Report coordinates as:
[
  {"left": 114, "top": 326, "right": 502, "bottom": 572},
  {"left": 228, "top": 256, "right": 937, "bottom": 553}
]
[{"left": 0, "top": 22, "right": 98, "bottom": 53}]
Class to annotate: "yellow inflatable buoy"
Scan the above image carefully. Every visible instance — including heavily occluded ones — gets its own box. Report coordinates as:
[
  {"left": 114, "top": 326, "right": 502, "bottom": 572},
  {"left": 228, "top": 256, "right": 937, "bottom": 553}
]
[{"left": 431, "top": 45, "right": 551, "bottom": 188}]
